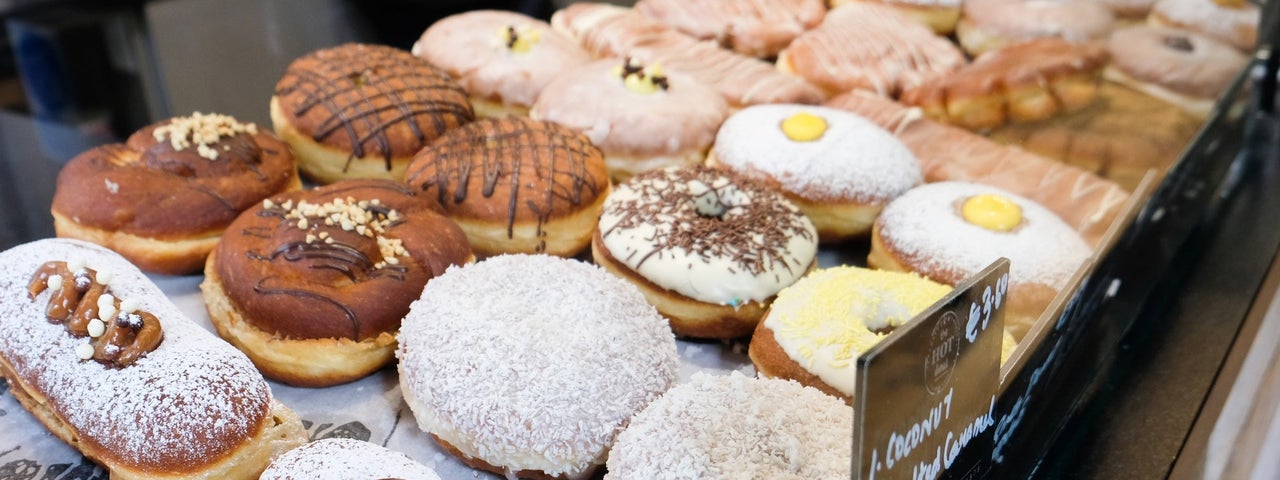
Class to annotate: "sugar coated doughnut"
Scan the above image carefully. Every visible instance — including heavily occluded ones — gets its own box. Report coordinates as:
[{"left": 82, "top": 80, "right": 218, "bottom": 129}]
[
  {"left": 397, "top": 254, "right": 679, "bottom": 479},
  {"left": 51, "top": 112, "right": 300, "bottom": 275},
  {"left": 1105, "top": 25, "right": 1248, "bottom": 118},
  {"left": 957, "top": 0, "right": 1115, "bottom": 57},
  {"left": 869, "top": 182, "right": 1092, "bottom": 340},
  {"left": 605, "top": 372, "right": 852, "bottom": 479},
  {"left": 750, "top": 266, "right": 951, "bottom": 400},
  {"left": 261, "top": 439, "right": 441, "bottom": 480},
  {"left": 593, "top": 165, "right": 818, "bottom": 339},
  {"left": 709, "top": 104, "right": 922, "bottom": 241},
  {"left": 1149, "top": 0, "right": 1258, "bottom": 52}
]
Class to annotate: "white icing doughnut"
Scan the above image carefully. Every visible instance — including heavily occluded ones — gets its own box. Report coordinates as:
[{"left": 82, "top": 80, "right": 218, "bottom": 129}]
[
  {"left": 261, "top": 439, "right": 442, "bottom": 480},
  {"left": 396, "top": 254, "right": 679, "bottom": 479},
  {"left": 598, "top": 166, "right": 818, "bottom": 306},
  {"left": 604, "top": 372, "right": 853, "bottom": 479}
]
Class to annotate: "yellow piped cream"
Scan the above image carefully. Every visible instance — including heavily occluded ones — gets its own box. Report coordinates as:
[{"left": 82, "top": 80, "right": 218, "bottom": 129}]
[
  {"left": 614, "top": 59, "right": 668, "bottom": 95},
  {"left": 961, "top": 193, "right": 1022, "bottom": 232},
  {"left": 780, "top": 112, "right": 828, "bottom": 142},
  {"left": 498, "top": 25, "right": 541, "bottom": 54}
]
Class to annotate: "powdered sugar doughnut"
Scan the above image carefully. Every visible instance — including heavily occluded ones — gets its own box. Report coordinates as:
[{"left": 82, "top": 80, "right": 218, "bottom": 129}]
[
  {"left": 261, "top": 439, "right": 441, "bottom": 480},
  {"left": 1149, "top": 0, "right": 1258, "bottom": 52},
  {"left": 397, "top": 254, "right": 679, "bottom": 479},
  {"left": 708, "top": 104, "right": 922, "bottom": 241},
  {"left": 869, "top": 182, "right": 1091, "bottom": 340},
  {"left": 604, "top": 372, "right": 852, "bottom": 479}
]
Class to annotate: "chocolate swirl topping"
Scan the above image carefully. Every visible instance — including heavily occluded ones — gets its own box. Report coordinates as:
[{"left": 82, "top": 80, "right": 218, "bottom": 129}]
[{"left": 26, "top": 261, "right": 164, "bottom": 368}]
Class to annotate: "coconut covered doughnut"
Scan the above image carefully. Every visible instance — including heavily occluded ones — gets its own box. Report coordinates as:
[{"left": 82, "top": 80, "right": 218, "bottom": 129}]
[
  {"left": 708, "top": 104, "right": 922, "bottom": 242},
  {"left": 51, "top": 112, "right": 300, "bottom": 275},
  {"left": 830, "top": 0, "right": 963, "bottom": 35},
  {"left": 397, "top": 254, "right": 679, "bottom": 479},
  {"left": 271, "top": 43, "right": 474, "bottom": 184},
  {"left": 605, "top": 372, "right": 852, "bottom": 479},
  {"left": 1105, "top": 25, "right": 1248, "bottom": 118},
  {"left": 202, "top": 179, "right": 473, "bottom": 387},
  {"left": 0, "top": 239, "right": 306, "bottom": 478},
  {"left": 404, "top": 117, "right": 610, "bottom": 258},
  {"left": 531, "top": 58, "right": 729, "bottom": 181},
  {"left": 869, "top": 182, "right": 1092, "bottom": 340},
  {"left": 261, "top": 439, "right": 442, "bottom": 480},
  {"left": 411, "top": 10, "right": 590, "bottom": 118},
  {"left": 1149, "top": 0, "right": 1258, "bottom": 52},
  {"left": 957, "top": 0, "right": 1116, "bottom": 57},
  {"left": 633, "top": 0, "right": 826, "bottom": 58},
  {"left": 593, "top": 165, "right": 818, "bottom": 339}
]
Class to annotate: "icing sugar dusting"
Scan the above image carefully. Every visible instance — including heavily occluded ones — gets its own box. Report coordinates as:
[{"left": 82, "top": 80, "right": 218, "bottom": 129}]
[
  {"left": 0, "top": 239, "right": 270, "bottom": 470},
  {"left": 604, "top": 372, "right": 852, "bottom": 479},
  {"left": 260, "top": 438, "right": 442, "bottom": 480},
  {"left": 397, "top": 254, "right": 679, "bottom": 477}
]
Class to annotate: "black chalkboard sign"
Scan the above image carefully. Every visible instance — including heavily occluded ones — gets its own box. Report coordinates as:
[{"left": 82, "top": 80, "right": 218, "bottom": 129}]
[{"left": 852, "top": 258, "right": 1009, "bottom": 480}]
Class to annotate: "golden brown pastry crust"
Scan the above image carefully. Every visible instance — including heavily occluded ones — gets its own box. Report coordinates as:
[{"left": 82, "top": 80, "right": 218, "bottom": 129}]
[{"left": 748, "top": 320, "right": 849, "bottom": 402}]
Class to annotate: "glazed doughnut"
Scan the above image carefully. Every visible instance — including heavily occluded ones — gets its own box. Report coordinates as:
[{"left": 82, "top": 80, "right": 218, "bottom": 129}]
[
  {"left": 0, "top": 239, "right": 306, "bottom": 478},
  {"left": 411, "top": 10, "right": 590, "bottom": 118},
  {"left": 404, "top": 117, "right": 610, "bottom": 258},
  {"left": 869, "top": 182, "right": 1093, "bottom": 340},
  {"left": 829, "top": 0, "right": 962, "bottom": 35},
  {"left": 202, "top": 179, "right": 473, "bottom": 387},
  {"left": 900, "top": 38, "right": 1109, "bottom": 130},
  {"left": 604, "top": 372, "right": 852, "bottom": 479},
  {"left": 531, "top": 58, "right": 729, "bottom": 180},
  {"left": 777, "top": 2, "right": 967, "bottom": 97},
  {"left": 270, "top": 43, "right": 474, "bottom": 184},
  {"left": 397, "top": 254, "right": 679, "bottom": 479},
  {"left": 1149, "top": 0, "right": 1258, "bottom": 52},
  {"left": 956, "top": 0, "right": 1115, "bottom": 57},
  {"left": 633, "top": 0, "right": 826, "bottom": 58},
  {"left": 261, "top": 439, "right": 442, "bottom": 480},
  {"left": 51, "top": 112, "right": 300, "bottom": 275},
  {"left": 1104, "top": 25, "right": 1248, "bottom": 118},
  {"left": 750, "top": 266, "right": 951, "bottom": 401},
  {"left": 592, "top": 165, "right": 818, "bottom": 339},
  {"left": 550, "top": 2, "right": 828, "bottom": 108},
  {"left": 708, "top": 104, "right": 922, "bottom": 242}
]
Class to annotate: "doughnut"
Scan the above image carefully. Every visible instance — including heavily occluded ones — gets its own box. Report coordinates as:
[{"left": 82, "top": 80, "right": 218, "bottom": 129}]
[
  {"left": 397, "top": 254, "right": 679, "bottom": 479},
  {"left": 633, "top": 0, "right": 826, "bottom": 58},
  {"left": 550, "top": 2, "right": 828, "bottom": 108},
  {"left": 824, "top": 90, "right": 1131, "bottom": 246},
  {"left": 202, "top": 179, "right": 473, "bottom": 387},
  {"left": 900, "top": 38, "right": 1110, "bottom": 130},
  {"left": 0, "top": 238, "right": 306, "bottom": 478},
  {"left": 956, "top": 0, "right": 1115, "bottom": 57},
  {"left": 777, "top": 2, "right": 967, "bottom": 97},
  {"left": 261, "top": 439, "right": 441, "bottom": 480},
  {"left": 592, "top": 165, "right": 818, "bottom": 338},
  {"left": 531, "top": 58, "right": 729, "bottom": 180},
  {"left": 51, "top": 112, "right": 300, "bottom": 275},
  {"left": 604, "top": 372, "right": 852, "bottom": 479},
  {"left": 828, "top": 0, "right": 962, "bottom": 35},
  {"left": 1093, "top": 0, "right": 1158, "bottom": 20},
  {"left": 708, "top": 104, "right": 922, "bottom": 242},
  {"left": 404, "top": 117, "right": 610, "bottom": 258},
  {"left": 868, "top": 182, "right": 1093, "bottom": 340},
  {"left": 1149, "top": 0, "right": 1259, "bottom": 52},
  {"left": 1104, "top": 25, "right": 1249, "bottom": 118},
  {"left": 411, "top": 10, "right": 591, "bottom": 118},
  {"left": 270, "top": 43, "right": 474, "bottom": 184}
]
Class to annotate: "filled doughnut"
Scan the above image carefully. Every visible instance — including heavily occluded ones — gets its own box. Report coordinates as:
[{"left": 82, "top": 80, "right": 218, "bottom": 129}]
[
  {"left": 0, "top": 238, "right": 306, "bottom": 478},
  {"left": 869, "top": 182, "right": 1093, "bottom": 340},
  {"left": 777, "top": 2, "right": 967, "bottom": 97},
  {"left": 411, "top": 10, "right": 590, "bottom": 118},
  {"left": 956, "top": 0, "right": 1115, "bottom": 56},
  {"left": 605, "top": 372, "right": 852, "bottom": 479},
  {"left": 397, "top": 254, "right": 679, "bottom": 479},
  {"left": 270, "top": 43, "right": 474, "bottom": 184},
  {"left": 404, "top": 117, "right": 610, "bottom": 258},
  {"left": 51, "top": 112, "right": 300, "bottom": 275},
  {"left": 261, "top": 439, "right": 442, "bottom": 480},
  {"left": 592, "top": 165, "right": 818, "bottom": 338},
  {"left": 829, "top": 0, "right": 962, "bottom": 35},
  {"left": 633, "top": 0, "right": 826, "bottom": 58},
  {"left": 202, "top": 179, "right": 473, "bottom": 387},
  {"left": 708, "top": 104, "right": 922, "bottom": 241},
  {"left": 1104, "top": 25, "right": 1248, "bottom": 118},
  {"left": 531, "top": 57, "right": 729, "bottom": 180},
  {"left": 901, "top": 38, "right": 1109, "bottom": 130},
  {"left": 1149, "top": 0, "right": 1258, "bottom": 52}
]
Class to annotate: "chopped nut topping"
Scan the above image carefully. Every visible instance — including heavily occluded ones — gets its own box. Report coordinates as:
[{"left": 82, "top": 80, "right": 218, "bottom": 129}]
[
  {"left": 277, "top": 197, "right": 412, "bottom": 269},
  {"left": 152, "top": 112, "right": 258, "bottom": 160}
]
